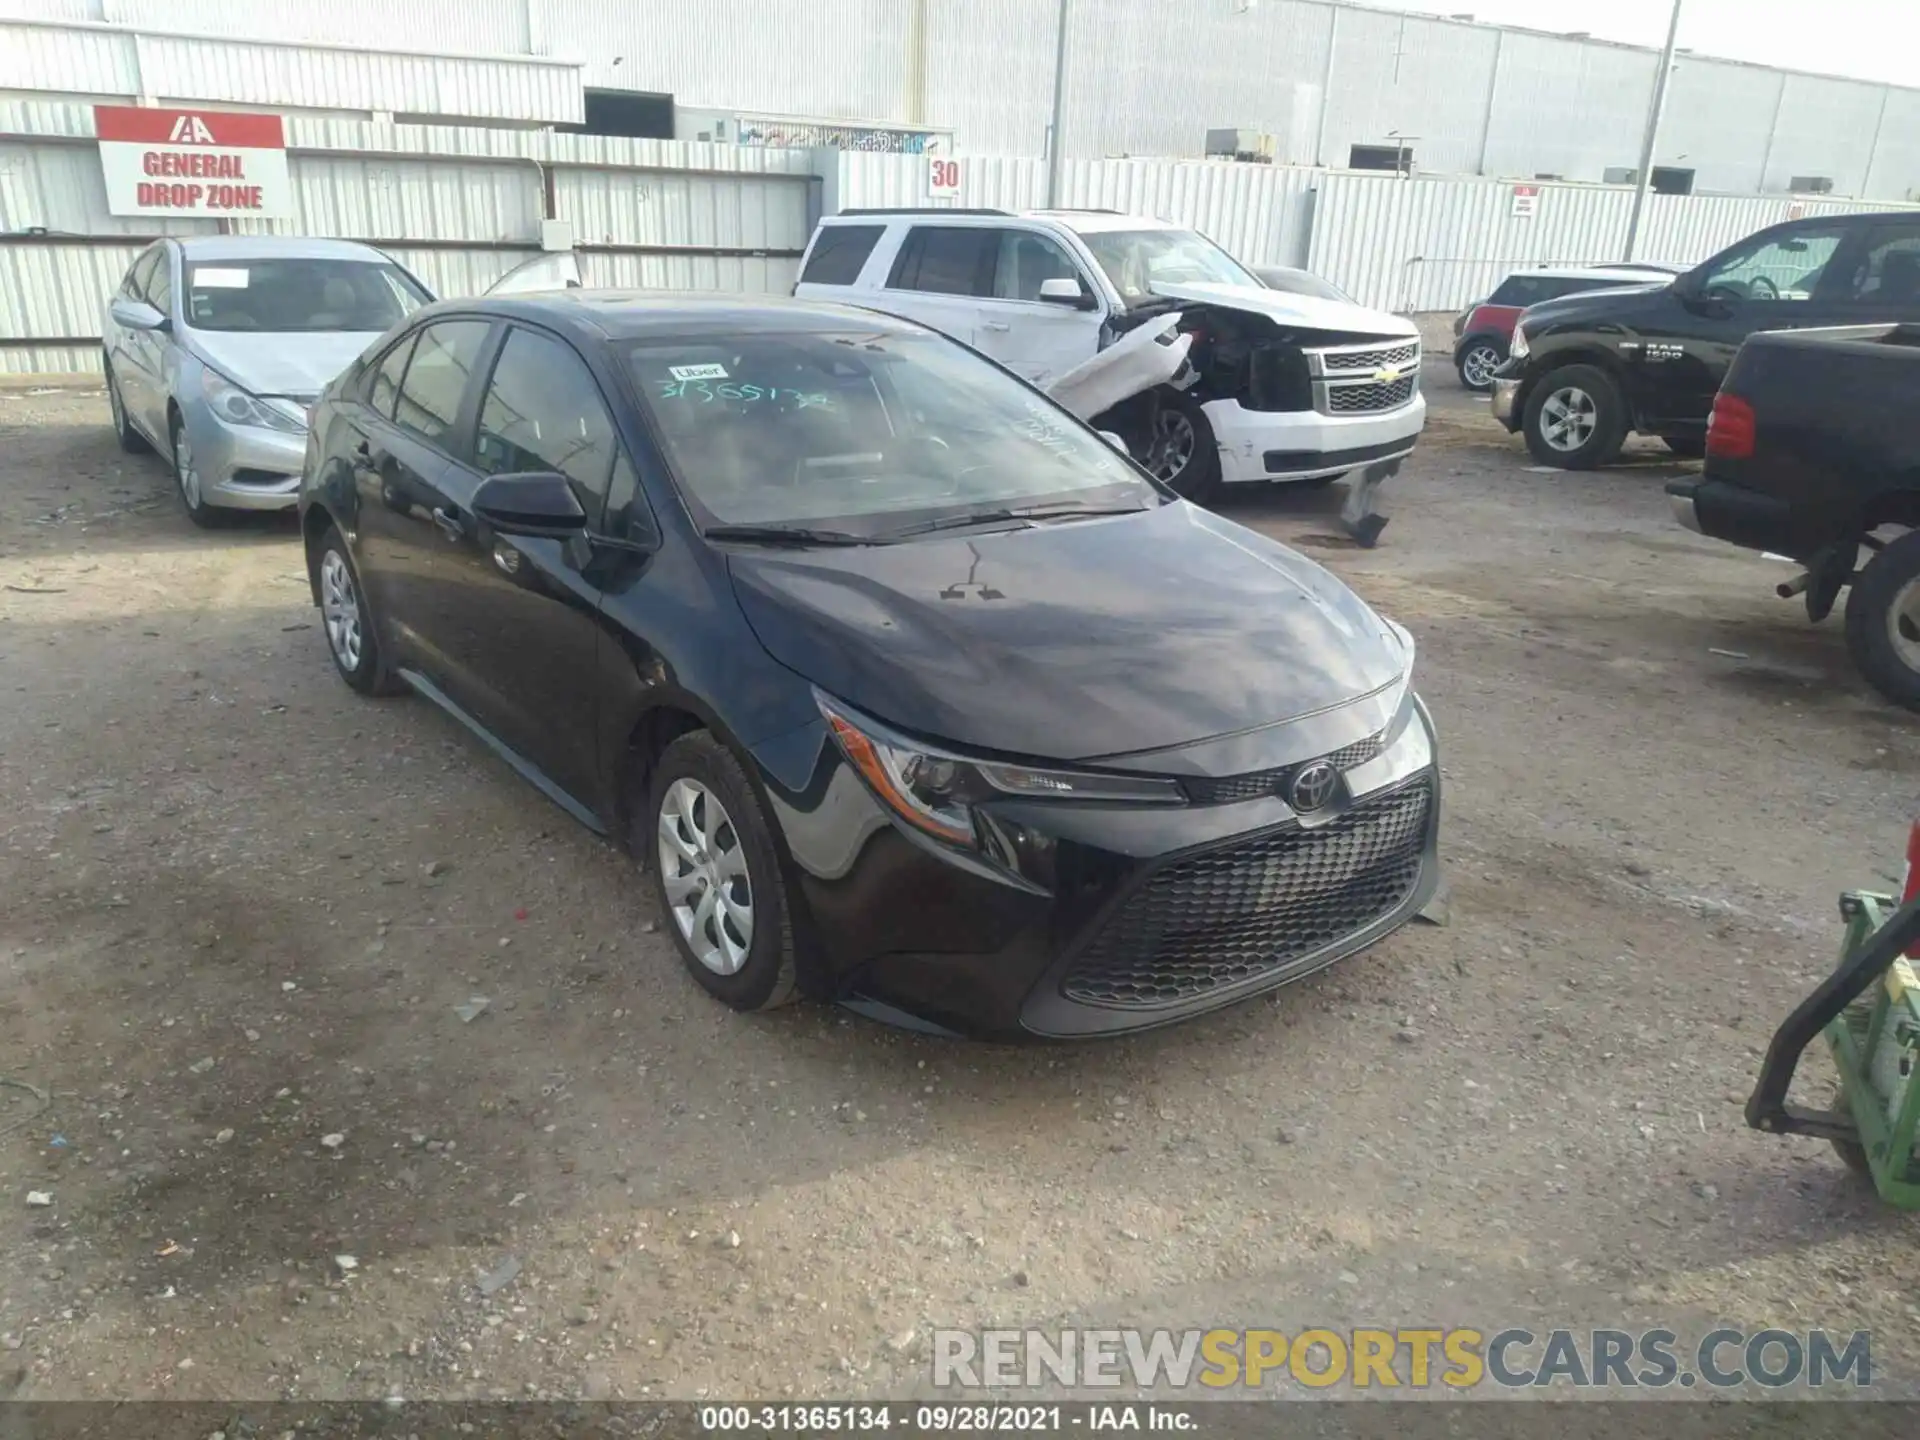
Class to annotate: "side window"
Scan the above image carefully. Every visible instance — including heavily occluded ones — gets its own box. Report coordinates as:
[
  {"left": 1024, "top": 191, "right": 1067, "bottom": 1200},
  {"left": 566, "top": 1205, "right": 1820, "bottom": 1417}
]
[
  {"left": 474, "top": 328, "right": 620, "bottom": 520},
  {"left": 392, "top": 320, "right": 490, "bottom": 448},
  {"left": 1699, "top": 226, "right": 1845, "bottom": 304},
  {"left": 366, "top": 333, "right": 418, "bottom": 420},
  {"left": 887, "top": 226, "right": 996, "bottom": 297},
  {"left": 1492, "top": 276, "right": 1551, "bottom": 307},
  {"left": 990, "top": 230, "right": 1085, "bottom": 302},
  {"left": 146, "top": 251, "right": 174, "bottom": 316},
  {"left": 1842, "top": 225, "right": 1920, "bottom": 307},
  {"left": 124, "top": 249, "right": 159, "bottom": 301},
  {"left": 801, "top": 225, "right": 885, "bottom": 286}
]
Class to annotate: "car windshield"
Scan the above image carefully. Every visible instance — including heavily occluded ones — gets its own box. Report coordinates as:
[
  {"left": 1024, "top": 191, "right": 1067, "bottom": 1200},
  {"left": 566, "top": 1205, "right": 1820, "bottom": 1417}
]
[
  {"left": 1078, "top": 229, "right": 1258, "bottom": 304},
  {"left": 185, "top": 258, "right": 430, "bottom": 333},
  {"left": 628, "top": 330, "right": 1158, "bottom": 538}
]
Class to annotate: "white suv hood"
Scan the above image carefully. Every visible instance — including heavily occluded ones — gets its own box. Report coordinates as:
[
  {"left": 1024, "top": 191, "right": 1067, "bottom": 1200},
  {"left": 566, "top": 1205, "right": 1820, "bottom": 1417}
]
[{"left": 1149, "top": 281, "right": 1416, "bottom": 339}]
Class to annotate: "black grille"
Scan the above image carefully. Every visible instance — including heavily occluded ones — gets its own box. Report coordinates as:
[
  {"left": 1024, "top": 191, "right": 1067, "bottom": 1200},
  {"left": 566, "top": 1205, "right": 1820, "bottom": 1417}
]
[
  {"left": 1182, "top": 731, "right": 1385, "bottom": 806},
  {"left": 1324, "top": 375, "right": 1419, "bottom": 413},
  {"left": 1319, "top": 341, "right": 1419, "bottom": 373},
  {"left": 1061, "top": 778, "right": 1432, "bottom": 1010}
]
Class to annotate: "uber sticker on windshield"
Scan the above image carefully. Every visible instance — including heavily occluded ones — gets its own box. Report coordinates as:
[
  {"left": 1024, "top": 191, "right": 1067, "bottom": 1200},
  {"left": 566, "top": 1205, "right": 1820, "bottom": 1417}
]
[
  {"left": 192, "top": 268, "right": 250, "bottom": 289},
  {"left": 668, "top": 363, "right": 729, "bottom": 382}
]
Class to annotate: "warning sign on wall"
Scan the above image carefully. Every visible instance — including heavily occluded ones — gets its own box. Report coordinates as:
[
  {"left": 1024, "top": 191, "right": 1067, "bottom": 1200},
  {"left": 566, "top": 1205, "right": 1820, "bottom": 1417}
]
[
  {"left": 94, "top": 106, "right": 294, "bottom": 218},
  {"left": 1511, "top": 185, "right": 1541, "bottom": 220}
]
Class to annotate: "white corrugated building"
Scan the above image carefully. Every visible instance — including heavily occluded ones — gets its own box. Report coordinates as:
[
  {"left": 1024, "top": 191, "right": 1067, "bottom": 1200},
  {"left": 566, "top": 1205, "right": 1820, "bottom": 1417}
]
[{"left": 2, "top": 0, "right": 1917, "bottom": 200}]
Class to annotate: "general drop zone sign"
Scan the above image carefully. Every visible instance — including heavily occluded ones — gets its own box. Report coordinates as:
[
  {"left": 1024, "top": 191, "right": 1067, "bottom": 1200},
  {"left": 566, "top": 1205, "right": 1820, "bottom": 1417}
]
[{"left": 95, "top": 106, "right": 293, "bottom": 218}]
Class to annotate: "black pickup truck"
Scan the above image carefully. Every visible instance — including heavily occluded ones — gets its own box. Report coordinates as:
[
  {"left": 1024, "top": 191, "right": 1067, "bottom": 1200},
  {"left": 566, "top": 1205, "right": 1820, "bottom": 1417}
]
[{"left": 1666, "top": 322, "right": 1920, "bottom": 707}]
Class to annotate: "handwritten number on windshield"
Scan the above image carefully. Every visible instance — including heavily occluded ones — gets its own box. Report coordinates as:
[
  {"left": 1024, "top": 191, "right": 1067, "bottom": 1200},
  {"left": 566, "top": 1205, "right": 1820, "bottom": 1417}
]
[{"left": 656, "top": 379, "right": 835, "bottom": 409}]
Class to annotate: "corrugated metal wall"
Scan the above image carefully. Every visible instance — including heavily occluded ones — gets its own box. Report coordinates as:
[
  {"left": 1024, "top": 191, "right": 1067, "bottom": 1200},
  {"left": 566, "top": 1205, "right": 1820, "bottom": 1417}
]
[{"left": 0, "top": 103, "right": 817, "bottom": 373}]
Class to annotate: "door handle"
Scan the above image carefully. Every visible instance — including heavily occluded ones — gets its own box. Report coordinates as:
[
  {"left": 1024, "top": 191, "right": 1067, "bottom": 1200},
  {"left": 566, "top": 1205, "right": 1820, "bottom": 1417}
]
[
  {"left": 432, "top": 506, "right": 466, "bottom": 541},
  {"left": 981, "top": 320, "right": 1012, "bottom": 333}
]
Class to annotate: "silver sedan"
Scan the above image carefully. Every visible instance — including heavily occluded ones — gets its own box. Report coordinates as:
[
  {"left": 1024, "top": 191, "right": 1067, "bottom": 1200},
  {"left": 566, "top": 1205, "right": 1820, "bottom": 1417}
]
[{"left": 101, "top": 236, "right": 433, "bottom": 527}]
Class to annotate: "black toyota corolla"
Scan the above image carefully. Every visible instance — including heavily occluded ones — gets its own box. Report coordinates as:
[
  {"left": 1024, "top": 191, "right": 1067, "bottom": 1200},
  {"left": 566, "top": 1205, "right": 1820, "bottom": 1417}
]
[{"left": 297, "top": 292, "right": 1441, "bottom": 1038}]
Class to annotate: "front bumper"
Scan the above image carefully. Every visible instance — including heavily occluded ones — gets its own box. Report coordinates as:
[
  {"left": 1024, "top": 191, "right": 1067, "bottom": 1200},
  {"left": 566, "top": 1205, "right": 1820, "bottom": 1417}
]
[
  {"left": 1490, "top": 377, "right": 1522, "bottom": 429},
  {"left": 1203, "top": 394, "right": 1427, "bottom": 485},
  {"left": 181, "top": 402, "right": 307, "bottom": 512},
  {"left": 761, "top": 694, "right": 1442, "bottom": 1039}
]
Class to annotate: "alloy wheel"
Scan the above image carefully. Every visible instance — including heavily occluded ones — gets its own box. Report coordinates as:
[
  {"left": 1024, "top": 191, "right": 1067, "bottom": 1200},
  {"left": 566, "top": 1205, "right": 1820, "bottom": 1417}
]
[
  {"left": 1891, "top": 576, "right": 1920, "bottom": 677},
  {"left": 1146, "top": 409, "right": 1197, "bottom": 483},
  {"left": 174, "top": 425, "right": 203, "bottom": 510},
  {"left": 1462, "top": 345, "right": 1501, "bottom": 388},
  {"left": 1538, "top": 386, "right": 1598, "bottom": 453},
  {"left": 657, "top": 777, "right": 754, "bottom": 975},
  {"left": 320, "top": 548, "right": 364, "bottom": 674}
]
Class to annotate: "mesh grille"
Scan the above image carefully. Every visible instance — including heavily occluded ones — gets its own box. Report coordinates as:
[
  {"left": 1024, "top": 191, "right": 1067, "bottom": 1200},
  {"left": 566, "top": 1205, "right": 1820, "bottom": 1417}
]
[
  {"left": 1325, "top": 376, "right": 1419, "bottom": 413},
  {"left": 1061, "top": 778, "right": 1432, "bottom": 1010},
  {"left": 1319, "top": 341, "right": 1419, "bottom": 374},
  {"left": 1182, "top": 732, "right": 1386, "bottom": 806}
]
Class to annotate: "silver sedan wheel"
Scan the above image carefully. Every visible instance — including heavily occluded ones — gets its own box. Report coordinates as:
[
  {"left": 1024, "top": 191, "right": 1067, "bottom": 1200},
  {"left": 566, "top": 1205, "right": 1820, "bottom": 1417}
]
[
  {"left": 1461, "top": 345, "right": 1501, "bottom": 388},
  {"left": 657, "top": 778, "right": 753, "bottom": 976},
  {"left": 320, "top": 549, "right": 363, "bottom": 674},
  {"left": 1145, "top": 408, "right": 1197, "bottom": 483},
  {"left": 1538, "top": 385, "right": 1598, "bottom": 453},
  {"left": 173, "top": 425, "right": 203, "bottom": 510},
  {"left": 1892, "top": 576, "right": 1920, "bottom": 676}
]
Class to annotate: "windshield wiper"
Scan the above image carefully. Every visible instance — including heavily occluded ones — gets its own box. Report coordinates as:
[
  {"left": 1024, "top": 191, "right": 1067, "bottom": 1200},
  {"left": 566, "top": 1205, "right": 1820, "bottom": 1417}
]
[
  {"left": 880, "top": 502, "right": 1151, "bottom": 540},
  {"left": 703, "top": 524, "right": 876, "bottom": 547}
]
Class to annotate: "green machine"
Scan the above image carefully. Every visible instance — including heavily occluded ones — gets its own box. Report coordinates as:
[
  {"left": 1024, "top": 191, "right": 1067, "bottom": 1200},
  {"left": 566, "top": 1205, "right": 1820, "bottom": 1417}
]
[{"left": 1749, "top": 861, "right": 1920, "bottom": 1209}]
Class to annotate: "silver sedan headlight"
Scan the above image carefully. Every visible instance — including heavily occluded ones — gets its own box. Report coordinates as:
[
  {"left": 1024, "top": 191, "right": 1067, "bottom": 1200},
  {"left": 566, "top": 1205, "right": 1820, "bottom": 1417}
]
[{"left": 200, "top": 370, "right": 305, "bottom": 434}]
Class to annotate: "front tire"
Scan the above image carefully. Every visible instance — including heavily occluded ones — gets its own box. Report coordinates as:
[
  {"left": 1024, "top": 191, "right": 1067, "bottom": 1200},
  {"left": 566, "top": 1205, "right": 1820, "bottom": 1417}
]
[
  {"left": 643, "top": 732, "right": 799, "bottom": 1013},
  {"left": 1455, "top": 339, "right": 1505, "bottom": 392},
  {"left": 1522, "top": 364, "right": 1627, "bottom": 470},
  {"left": 1844, "top": 529, "right": 1920, "bottom": 709},
  {"left": 1143, "top": 391, "right": 1221, "bottom": 504},
  {"left": 316, "top": 524, "right": 403, "bottom": 696},
  {"left": 105, "top": 358, "right": 149, "bottom": 454},
  {"left": 170, "top": 411, "right": 228, "bottom": 528}
]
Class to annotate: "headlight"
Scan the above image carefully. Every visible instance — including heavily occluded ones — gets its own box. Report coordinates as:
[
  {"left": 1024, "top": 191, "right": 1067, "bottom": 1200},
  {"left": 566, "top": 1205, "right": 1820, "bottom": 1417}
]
[
  {"left": 1508, "top": 324, "right": 1530, "bottom": 360},
  {"left": 815, "top": 692, "right": 1184, "bottom": 847},
  {"left": 201, "top": 370, "right": 306, "bottom": 434}
]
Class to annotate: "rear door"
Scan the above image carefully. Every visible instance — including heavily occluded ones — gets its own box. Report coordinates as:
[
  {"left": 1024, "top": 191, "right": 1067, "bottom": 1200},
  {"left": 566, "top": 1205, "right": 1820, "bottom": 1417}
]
[
  {"left": 348, "top": 318, "right": 495, "bottom": 675},
  {"left": 970, "top": 228, "right": 1106, "bottom": 387},
  {"left": 874, "top": 224, "right": 996, "bottom": 348}
]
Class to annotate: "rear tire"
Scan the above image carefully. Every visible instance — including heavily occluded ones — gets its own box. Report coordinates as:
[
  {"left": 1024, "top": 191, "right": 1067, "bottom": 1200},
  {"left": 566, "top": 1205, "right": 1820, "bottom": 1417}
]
[
  {"left": 1843, "top": 529, "right": 1920, "bottom": 709},
  {"left": 105, "top": 357, "right": 149, "bottom": 454},
  {"left": 1455, "top": 339, "right": 1505, "bottom": 392},
  {"left": 642, "top": 732, "right": 799, "bottom": 1014},
  {"left": 1144, "top": 391, "right": 1221, "bottom": 505},
  {"left": 1522, "top": 364, "right": 1627, "bottom": 470}
]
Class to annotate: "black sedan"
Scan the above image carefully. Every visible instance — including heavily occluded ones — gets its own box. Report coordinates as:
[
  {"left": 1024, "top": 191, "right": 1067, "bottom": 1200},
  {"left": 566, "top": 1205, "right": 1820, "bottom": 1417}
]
[{"left": 297, "top": 292, "right": 1441, "bottom": 1038}]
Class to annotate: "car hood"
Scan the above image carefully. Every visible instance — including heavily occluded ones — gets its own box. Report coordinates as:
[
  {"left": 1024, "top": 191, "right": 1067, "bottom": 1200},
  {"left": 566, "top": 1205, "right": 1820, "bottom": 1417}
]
[
  {"left": 726, "top": 503, "right": 1407, "bottom": 762},
  {"left": 187, "top": 330, "right": 386, "bottom": 402},
  {"left": 1149, "top": 281, "right": 1416, "bottom": 339},
  {"left": 1519, "top": 281, "right": 1673, "bottom": 330}
]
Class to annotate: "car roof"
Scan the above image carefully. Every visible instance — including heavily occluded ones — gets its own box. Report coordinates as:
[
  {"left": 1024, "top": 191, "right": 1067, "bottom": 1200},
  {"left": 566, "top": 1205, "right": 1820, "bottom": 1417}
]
[
  {"left": 1514, "top": 265, "right": 1676, "bottom": 283},
  {"left": 824, "top": 209, "right": 1178, "bottom": 235},
  {"left": 417, "top": 290, "right": 934, "bottom": 342},
  {"left": 172, "top": 235, "right": 398, "bottom": 263}
]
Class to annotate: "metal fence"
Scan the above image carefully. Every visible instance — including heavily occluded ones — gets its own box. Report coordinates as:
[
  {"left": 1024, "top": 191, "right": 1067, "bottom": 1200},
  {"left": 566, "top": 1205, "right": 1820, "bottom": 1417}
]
[{"left": 0, "top": 101, "right": 817, "bottom": 373}]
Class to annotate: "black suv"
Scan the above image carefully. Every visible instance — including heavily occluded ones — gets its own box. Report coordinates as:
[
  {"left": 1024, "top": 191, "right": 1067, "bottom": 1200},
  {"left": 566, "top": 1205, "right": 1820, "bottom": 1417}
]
[{"left": 1493, "top": 212, "right": 1920, "bottom": 468}]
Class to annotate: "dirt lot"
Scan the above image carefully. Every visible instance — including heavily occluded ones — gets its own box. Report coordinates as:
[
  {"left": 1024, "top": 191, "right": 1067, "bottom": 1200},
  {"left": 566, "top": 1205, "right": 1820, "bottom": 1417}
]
[{"left": 1, "top": 374, "right": 1917, "bottom": 1405}]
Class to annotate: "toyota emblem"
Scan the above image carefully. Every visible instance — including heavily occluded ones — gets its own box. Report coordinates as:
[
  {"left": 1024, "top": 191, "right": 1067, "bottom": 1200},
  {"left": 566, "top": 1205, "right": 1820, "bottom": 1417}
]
[{"left": 1288, "top": 760, "right": 1341, "bottom": 813}]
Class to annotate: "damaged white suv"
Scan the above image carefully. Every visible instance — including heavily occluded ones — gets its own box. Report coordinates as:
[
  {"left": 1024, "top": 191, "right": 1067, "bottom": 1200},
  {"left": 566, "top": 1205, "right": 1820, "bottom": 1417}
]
[{"left": 793, "top": 209, "right": 1425, "bottom": 501}]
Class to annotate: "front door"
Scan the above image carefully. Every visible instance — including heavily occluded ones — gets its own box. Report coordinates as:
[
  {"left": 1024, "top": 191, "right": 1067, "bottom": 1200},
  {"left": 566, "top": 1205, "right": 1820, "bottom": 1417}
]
[
  {"left": 970, "top": 228, "right": 1106, "bottom": 387},
  {"left": 1645, "top": 222, "right": 1855, "bottom": 427},
  {"left": 422, "top": 323, "right": 623, "bottom": 807}
]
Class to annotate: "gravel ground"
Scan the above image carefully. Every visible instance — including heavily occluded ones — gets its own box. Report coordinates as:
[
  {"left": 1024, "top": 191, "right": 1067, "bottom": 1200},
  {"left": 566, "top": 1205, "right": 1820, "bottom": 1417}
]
[{"left": 1, "top": 377, "right": 1917, "bottom": 1404}]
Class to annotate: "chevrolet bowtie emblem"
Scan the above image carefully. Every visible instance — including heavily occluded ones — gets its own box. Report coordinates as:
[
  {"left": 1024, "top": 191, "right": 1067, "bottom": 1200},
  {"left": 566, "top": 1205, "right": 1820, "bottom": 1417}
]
[{"left": 1374, "top": 365, "right": 1403, "bottom": 384}]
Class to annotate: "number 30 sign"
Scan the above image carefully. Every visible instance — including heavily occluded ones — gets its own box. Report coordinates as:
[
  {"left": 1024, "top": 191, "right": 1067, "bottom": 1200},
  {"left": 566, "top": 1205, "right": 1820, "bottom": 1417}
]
[{"left": 928, "top": 156, "right": 962, "bottom": 198}]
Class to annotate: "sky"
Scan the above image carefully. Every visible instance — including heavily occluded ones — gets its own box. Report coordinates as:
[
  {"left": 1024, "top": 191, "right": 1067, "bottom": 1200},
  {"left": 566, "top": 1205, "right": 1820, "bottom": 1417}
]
[{"left": 1357, "top": 0, "right": 1919, "bottom": 88}]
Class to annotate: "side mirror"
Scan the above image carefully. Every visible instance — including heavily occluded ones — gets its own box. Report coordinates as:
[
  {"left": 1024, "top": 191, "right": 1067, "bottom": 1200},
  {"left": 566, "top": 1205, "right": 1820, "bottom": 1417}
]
[
  {"left": 110, "top": 297, "right": 168, "bottom": 332},
  {"left": 1098, "top": 430, "right": 1130, "bottom": 456},
  {"left": 471, "top": 471, "right": 586, "bottom": 537},
  {"left": 1039, "top": 277, "right": 1096, "bottom": 310}
]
